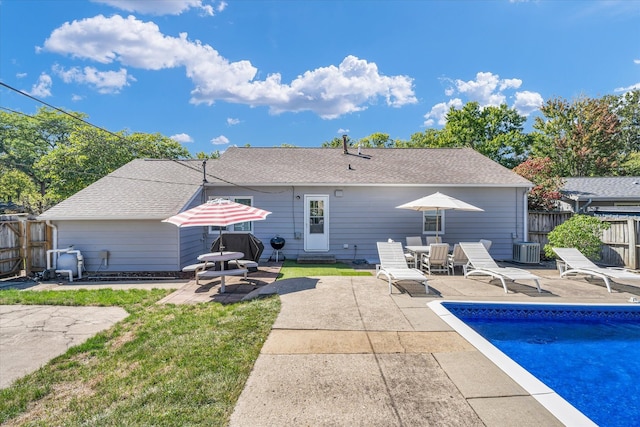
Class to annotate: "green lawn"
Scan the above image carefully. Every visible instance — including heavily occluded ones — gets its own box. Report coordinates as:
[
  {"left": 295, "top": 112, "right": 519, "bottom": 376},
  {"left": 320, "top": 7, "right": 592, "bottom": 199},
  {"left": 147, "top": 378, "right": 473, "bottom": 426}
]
[
  {"left": 0, "top": 262, "right": 369, "bottom": 425},
  {"left": 0, "top": 289, "right": 280, "bottom": 426},
  {"left": 277, "top": 260, "right": 373, "bottom": 280}
]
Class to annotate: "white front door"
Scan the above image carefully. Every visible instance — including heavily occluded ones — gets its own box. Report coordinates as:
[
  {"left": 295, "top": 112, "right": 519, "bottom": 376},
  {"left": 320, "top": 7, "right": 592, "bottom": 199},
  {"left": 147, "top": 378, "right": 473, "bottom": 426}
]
[{"left": 304, "top": 195, "right": 329, "bottom": 252}]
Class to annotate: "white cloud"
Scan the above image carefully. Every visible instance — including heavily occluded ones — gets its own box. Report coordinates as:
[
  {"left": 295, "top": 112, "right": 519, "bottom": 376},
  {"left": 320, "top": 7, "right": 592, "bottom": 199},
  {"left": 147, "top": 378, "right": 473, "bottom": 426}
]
[
  {"left": 211, "top": 135, "right": 229, "bottom": 145},
  {"left": 226, "top": 117, "right": 240, "bottom": 125},
  {"left": 426, "top": 72, "right": 543, "bottom": 126},
  {"left": 337, "top": 128, "right": 350, "bottom": 134},
  {"left": 170, "top": 133, "right": 194, "bottom": 143},
  {"left": 42, "top": 15, "right": 416, "bottom": 119},
  {"left": 217, "top": 1, "right": 227, "bottom": 12},
  {"left": 634, "top": 59, "right": 640, "bottom": 64},
  {"left": 29, "top": 73, "right": 53, "bottom": 98},
  {"left": 71, "top": 94, "right": 84, "bottom": 101},
  {"left": 614, "top": 82, "right": 640, "bottom": 93},
  {"left": 52, "top": 64, "right": 134, "bottom": 94},
  {"left": 92, "top": 0, "right": 216, "bottom": 16},
  {"left": 513, "top": 91, "right": 544, "bottom": 116},
  {"left": 423, "top": 98, "right": 463, "bottom": 127},
  {"left": 16, "top": 72, "right": 27, "bottom": 79}
]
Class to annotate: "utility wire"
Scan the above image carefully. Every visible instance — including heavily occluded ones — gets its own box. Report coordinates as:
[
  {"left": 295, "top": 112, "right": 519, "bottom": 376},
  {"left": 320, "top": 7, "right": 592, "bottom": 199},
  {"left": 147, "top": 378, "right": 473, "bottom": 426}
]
[
  {"left": 1, "top": 81, "right": 128, "bottom": 143},
  {"left": 1, "top": 82, "right": 287, "bottom": 194}
]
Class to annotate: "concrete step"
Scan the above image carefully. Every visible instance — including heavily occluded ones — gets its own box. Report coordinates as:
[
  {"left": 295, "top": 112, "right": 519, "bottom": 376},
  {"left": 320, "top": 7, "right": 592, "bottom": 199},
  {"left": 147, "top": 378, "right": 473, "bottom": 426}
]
[{"left": 296, "top": 254, "right": 336, "bottom": 264}]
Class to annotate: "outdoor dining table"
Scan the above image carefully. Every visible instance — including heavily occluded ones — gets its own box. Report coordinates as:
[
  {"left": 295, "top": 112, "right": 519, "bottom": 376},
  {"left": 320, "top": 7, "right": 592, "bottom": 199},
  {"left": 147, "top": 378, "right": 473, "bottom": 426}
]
[
  {"left": 196, "top": 251, "right": 245, "bottom": 292},
  {"left": 405, "top": 245, "right": 431, "bottom": 269}
]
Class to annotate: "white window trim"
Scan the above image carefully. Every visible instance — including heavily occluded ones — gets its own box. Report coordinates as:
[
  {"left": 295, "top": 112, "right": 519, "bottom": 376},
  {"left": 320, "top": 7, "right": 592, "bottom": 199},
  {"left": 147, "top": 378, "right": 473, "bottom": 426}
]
[
  {"left": 207, "top": 196, "right": 255, "bottom": 234},
  {"left": 422, "top": 210, "right": 445, "bottom": 235}
]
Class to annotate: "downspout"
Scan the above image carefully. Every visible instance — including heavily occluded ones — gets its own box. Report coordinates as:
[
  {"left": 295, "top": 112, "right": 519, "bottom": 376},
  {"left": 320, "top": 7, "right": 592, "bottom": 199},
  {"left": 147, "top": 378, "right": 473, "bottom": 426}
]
[
  {"left": 579, "top": 199, "right": 593, "bottom": 214},
  {"left": 523, "top": 191, "right": 528, "bottom": 242},
  {"left": 46, "top": 220, "right": 58, "bottom": 253}
]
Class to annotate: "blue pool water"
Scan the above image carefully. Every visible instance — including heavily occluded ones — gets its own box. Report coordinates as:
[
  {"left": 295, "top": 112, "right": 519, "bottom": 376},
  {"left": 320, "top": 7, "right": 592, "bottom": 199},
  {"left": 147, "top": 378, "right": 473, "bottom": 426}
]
[{"left": 442, "top": 302, "right": 640, "bottom": 427}]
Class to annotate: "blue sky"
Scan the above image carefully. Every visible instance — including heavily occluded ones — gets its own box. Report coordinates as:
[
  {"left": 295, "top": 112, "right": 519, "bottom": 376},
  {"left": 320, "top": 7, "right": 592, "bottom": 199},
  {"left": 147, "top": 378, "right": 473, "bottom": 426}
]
[{"left": 1, "top": 0, "right": 639, "bottom": 156}]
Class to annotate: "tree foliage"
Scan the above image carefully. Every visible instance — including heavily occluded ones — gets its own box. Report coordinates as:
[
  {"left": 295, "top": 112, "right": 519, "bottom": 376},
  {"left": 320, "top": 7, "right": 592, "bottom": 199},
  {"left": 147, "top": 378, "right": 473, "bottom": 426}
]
[
  {"left": 435, "top": 102, "right": 532, "bottom": 168},
  {"left": 0, "top": 108, "right": 190, "bottom": 212},
  {"left": 513, "top": 157, "right": 564, "bottom": 211},
  {"left": 544, "top": 215, "right": 609, "bottom": 260},
  {"left": 532, "top": 95, "right": 623, "bottom": 176}
]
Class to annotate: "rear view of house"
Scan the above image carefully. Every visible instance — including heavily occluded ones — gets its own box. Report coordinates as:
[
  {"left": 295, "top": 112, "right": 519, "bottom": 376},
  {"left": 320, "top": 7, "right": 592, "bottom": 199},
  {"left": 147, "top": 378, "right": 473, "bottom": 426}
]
[{"left": 38, "top": 147, "right": 532, "bottom": 272}]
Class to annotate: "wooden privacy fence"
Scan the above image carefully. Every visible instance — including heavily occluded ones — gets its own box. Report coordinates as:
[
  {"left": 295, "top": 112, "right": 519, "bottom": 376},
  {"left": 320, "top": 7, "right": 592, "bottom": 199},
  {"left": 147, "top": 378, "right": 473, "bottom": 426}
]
[
  {"left": 600, "top": 218, "right": 640, "bottom": 269},
  {"left": 527, "top": 211, "right": 573, "bottom": 252},
  {"left": 527, "top": 212, "right": 640, "bottom": 269},
  {"left": 0, "top": 217, "right": 50, "bottom": 278}
]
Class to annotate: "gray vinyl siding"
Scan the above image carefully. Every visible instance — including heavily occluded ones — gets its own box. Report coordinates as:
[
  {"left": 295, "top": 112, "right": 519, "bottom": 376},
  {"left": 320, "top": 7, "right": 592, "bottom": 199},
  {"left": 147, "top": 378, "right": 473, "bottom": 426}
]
[
  {"left": 54, "top": 220, "right": 180, "bottom": 272},
  {"left": 50, "top": 185, "right": 527, "bottom": 272},
  {"left": 207, "top": 185, "right": 528, "bottom": 264}
]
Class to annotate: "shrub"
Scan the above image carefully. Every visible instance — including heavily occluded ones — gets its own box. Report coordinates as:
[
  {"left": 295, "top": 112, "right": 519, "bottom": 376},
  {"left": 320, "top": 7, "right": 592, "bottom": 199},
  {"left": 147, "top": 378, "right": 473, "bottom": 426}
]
[{"left": 543, "top": 215, "right": 610, "bottom": 259}]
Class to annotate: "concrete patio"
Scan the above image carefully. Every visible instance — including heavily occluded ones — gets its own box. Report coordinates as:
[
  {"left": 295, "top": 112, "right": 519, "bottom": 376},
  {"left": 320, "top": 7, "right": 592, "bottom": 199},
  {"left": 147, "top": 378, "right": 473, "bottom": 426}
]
[{"left": 3, "top": 262, "right": 639, "bottom": 425}]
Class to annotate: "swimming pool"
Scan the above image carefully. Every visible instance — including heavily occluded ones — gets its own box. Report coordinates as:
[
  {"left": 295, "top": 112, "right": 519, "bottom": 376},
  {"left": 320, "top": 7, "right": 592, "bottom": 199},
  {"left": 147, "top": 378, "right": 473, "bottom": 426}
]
[{"left": 428, "top": 301, "right": 640, "bottom": 427}]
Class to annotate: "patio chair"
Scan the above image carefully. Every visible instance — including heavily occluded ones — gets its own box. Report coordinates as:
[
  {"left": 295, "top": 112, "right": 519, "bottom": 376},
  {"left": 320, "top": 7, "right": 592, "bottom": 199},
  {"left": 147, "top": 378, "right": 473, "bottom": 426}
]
[
  {"left": 459, "top": 242, "right": 542, "bottom": 293},
  {"left": 376, "top": 241, "right": 429, "bottom": 294},
  {"left": 447, "top": 243, "right": 468, "bottom": 275},
  {"left": 552, "top": 247, "right": 640, "bottom": 293},
  {"left": 421, "top": 243, "right": 450, "bottom": 275},
  {"left": 404, "top": 236, "right": 423, "bottom": 267},
  {"left": 426, "top": 236, "right": 442, "bottom": 245},
  {"left": 479, "top": 239, "right": 492, "bottom": 251}
]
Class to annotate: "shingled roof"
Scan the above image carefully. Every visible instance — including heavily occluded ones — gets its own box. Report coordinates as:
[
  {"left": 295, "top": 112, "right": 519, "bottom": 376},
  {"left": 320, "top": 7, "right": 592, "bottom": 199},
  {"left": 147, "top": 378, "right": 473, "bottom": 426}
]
[
  {"left": 562, "top": 176, "right": 640, "bottom": 201},
  {"left": 206, "top": 147, "right": 532, "bottom": 186},
  {"left": 39, "top": 159, "right": 205, "bottom": 220},
  {"left": 39, "top": 147, "right": 531, "bottom": 220}
]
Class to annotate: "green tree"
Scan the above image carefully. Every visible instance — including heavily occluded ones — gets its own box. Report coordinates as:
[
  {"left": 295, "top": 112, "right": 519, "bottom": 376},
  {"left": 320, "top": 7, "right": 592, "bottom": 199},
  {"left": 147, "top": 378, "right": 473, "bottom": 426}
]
[
  {"left": 513, "top": 157, "right": 564, "bottom": 211},
  {"left": 0, "top": 107, "right": 81, "bottom": 196},
  {"left": 544, "top": 215, "right": 610, "bottom": 260},
  {"left": 195, "top": 150, "right": 221, "bottom": 159},
  {"left": 606, "top": 89, "right": 640, "bottom": 156},
  {"left": 0, "top": 168, "right": 37, "bottom": 202},
  {"left": 37, "top": 127, "right": 190, "bottom": 200},
  {"left": 620, "top": 152, "right": 640, "bottom": 176},
  {"left": 532, "top": 95, "right": 622, "bottom": 176},
  {"left": 399, "top": 128, "right": 441, "bottom": 147},
  {"left": 321, "top": 133, "right": 394, "bottom": 149},
  {"left": 436, "top": 102, "right": 532, "bottom": 168}
]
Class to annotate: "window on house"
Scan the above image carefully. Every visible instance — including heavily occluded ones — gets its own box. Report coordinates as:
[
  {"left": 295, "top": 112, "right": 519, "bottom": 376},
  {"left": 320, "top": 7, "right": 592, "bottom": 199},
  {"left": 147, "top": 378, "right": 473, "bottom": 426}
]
[
  {"left": 423, "top": 210, "right": 444, "bottom": 235},
  {"left": 208, "top": 196, "right": 254, "bottom": 234}
]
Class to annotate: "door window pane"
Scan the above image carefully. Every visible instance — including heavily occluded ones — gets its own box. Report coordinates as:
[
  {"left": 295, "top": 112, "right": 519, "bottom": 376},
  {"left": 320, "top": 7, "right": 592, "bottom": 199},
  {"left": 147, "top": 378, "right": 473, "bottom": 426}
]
[{"left": 309, "top": 200, "right": 324, "bottom": 234}]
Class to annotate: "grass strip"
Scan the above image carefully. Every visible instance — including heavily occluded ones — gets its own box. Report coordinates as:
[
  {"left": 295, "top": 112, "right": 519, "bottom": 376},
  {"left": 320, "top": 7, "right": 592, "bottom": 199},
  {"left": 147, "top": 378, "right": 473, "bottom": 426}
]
[
  {"left": 277, "top": 260, "right": 373, "bottom": 280},
  {"left": 0, "top": 289, "right": 280, "bottom": 426}
]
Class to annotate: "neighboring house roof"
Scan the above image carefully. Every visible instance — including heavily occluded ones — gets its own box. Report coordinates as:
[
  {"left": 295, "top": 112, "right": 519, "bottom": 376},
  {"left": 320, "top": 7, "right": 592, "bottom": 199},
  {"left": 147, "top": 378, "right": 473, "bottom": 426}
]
[
  {"left": 39, "top": 159, "right": 205, "bottom": 220},
  {"left": 38, "top": 147, "right": 532, "bottom": 221},
  {"left": 207, "top": 147, "right": 532, "bottom": 187},
  {"left": 561, "top": 177, "right": 640, "bottom": 202}
]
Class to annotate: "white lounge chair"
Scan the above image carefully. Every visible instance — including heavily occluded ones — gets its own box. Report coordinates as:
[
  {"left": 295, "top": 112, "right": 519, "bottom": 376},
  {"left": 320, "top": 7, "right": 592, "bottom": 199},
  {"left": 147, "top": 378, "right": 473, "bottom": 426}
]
[
  {"left": 376, "top": 241, "right": 429, "bottom": 294},
  {"left": 421, "top": 243, "right": 450, "bottom": 275},
  {"left": 447, "top": 244, "right": 468, "bottom": 275},
  {"left": 552, "top": 247, "right": 640, "bottom": 293},
  {"left": 459, "top": 242, "right": 542, "bottom": 293}
]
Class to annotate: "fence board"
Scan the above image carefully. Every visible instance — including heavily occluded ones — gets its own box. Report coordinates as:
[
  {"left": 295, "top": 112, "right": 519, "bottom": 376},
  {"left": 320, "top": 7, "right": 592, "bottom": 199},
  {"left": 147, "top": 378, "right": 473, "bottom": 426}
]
[{"left": 0, "top": 218, "right": 50, "bottom": 277}]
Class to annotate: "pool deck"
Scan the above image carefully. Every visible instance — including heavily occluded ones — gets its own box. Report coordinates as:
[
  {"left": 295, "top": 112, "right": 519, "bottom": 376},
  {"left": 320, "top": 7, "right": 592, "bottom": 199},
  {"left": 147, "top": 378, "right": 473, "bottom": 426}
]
[{"left": 3, "top": 262, "right": 640, "bottom": 426}]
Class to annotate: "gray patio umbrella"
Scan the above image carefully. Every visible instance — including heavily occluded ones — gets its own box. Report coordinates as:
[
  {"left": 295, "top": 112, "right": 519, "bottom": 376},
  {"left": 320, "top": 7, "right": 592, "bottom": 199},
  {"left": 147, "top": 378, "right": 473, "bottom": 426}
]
[{"left": 396, "top": 192, "right": 484, "bottom": 237}]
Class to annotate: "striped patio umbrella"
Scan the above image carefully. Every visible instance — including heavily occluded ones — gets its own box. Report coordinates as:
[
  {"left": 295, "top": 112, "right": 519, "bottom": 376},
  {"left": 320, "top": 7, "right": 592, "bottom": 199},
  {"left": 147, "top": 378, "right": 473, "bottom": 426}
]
[{"left": 162, "top": 198, "right": 271, "bottom": 252}]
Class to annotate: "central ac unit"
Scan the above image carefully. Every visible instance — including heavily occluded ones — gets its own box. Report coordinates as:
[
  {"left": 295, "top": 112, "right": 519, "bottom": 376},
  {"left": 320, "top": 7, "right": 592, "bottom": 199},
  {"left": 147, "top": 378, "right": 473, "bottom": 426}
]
[{"left": 513, "top": 242, "right": 540, "bottom": 264}]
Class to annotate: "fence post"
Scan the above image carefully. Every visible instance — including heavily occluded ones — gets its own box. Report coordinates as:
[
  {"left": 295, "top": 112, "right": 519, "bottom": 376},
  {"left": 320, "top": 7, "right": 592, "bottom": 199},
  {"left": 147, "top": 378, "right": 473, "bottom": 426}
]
[{"left": 629, "top": 219, "right": 638, "bottom": 270}]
